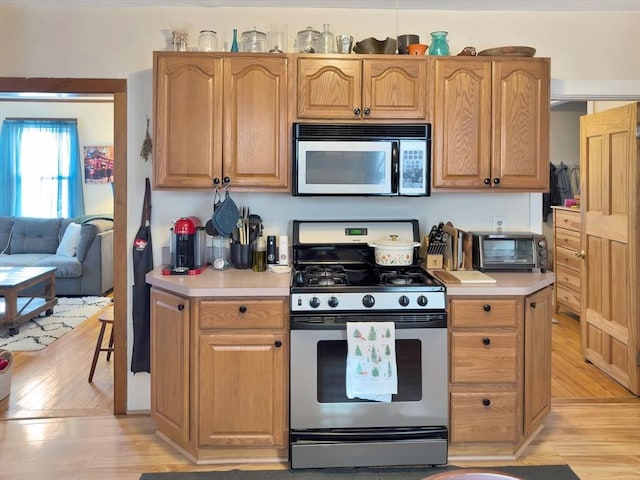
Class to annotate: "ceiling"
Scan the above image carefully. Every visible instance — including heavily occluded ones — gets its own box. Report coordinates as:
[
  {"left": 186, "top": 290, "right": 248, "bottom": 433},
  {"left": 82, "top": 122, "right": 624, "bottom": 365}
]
[{"left": 0, "top": 0, "right": 639, "bottom": 10}]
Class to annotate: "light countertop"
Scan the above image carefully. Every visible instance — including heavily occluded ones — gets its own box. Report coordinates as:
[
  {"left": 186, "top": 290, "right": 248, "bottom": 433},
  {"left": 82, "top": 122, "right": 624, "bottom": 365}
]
[
  {"left": 146, "top": 266, "right": 291, "bottom": 297},
  {"left": 433, "top": 270, "right": 555, "bottom": 297}
]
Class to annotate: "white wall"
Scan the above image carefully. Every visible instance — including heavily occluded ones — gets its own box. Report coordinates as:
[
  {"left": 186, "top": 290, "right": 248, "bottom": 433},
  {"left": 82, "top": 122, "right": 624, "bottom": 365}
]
[
  {"left": 2, "top": 5, "right": 639, "bottom": 411},
  {"left": 0, "top": 101, "right": 114, "bottom": 216}
]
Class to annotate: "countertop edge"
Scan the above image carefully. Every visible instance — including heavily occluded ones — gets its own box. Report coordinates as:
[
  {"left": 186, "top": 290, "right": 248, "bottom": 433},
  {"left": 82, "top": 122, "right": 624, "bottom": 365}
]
[{"left": 440, "top": 271, "right": 555, "bottom": 297}]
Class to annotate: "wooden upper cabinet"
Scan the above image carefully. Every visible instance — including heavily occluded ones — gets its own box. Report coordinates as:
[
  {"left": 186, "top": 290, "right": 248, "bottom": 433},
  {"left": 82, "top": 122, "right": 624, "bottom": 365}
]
[
  {"left": 153, "top": 52, "right": 289, "bottom": 191},
  {"left": 432, "top": 57, "right": 549, "bottom": 191},
  {"left": 154, "top": 53, "right": 223, "bottom": 189},
  {"left": 296, "top": 56, "right": 427, "bottom": 120}
]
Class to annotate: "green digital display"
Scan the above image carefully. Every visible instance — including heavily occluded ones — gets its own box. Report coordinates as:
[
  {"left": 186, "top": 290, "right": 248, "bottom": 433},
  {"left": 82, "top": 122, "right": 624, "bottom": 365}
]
[{"left": 345, "top": 228, "right": 368, "bottom": 236}]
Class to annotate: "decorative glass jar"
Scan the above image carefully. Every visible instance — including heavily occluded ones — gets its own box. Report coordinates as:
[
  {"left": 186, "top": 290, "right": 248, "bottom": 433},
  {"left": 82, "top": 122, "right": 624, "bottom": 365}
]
[
  {"left": 198, "top": 30, "right": 218, "bottom": 52},
  {"left": 428, "top": 31, "right": 450, "bottom": 56}
]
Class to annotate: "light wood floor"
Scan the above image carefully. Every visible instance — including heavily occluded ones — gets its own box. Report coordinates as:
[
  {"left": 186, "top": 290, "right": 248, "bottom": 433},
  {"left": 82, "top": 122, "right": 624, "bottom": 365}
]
[{"left": 0, "top": 311, "right": 638, "bottom": 479}]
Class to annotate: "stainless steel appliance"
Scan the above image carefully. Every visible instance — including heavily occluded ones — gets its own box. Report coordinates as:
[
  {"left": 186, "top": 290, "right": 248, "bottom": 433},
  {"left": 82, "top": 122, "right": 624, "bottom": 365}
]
[
  {"left": 292, "top": 123, "right": 431, "bottom": 196},
  {"left": 289, "top": 219, "right": 448, "bottom": 469},
  {"left": 471, "top": 231, "right": 549, "bottom": 272}
]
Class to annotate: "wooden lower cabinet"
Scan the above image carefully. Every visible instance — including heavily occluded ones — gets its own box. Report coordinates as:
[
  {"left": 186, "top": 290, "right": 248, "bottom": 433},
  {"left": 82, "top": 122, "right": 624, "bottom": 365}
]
[
  {"left": 150, "top": 288, "right": 289, "bottom": 464},
  {"left": 448, "top": 286, "right": 552, "bottom": 455}
]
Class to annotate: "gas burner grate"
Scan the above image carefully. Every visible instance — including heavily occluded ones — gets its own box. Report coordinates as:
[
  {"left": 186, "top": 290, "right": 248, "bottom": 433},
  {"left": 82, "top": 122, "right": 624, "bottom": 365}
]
[
  {"left": 302, "top": 266, "right": 349, "bottom": 287},
  {"left": 378, "top": 269, "right": 429, "bottom": 286}
]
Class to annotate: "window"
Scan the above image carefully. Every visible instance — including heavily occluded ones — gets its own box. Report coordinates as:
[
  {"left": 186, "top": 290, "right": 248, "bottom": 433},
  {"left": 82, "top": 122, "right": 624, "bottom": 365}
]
[{"left": 0, "top": 118, "right": 84, "bottom": 218}]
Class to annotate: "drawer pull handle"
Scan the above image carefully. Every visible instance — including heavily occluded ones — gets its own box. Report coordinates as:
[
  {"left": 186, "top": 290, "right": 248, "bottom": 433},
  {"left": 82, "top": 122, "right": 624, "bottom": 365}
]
[
  {"left": 483, "top": 304, "right": 491, "bottom": 312},
  {"left": 482, "top": 337, "right": 491, "bottom": 346},
  {"left": 482, "top": 398, "right": 491, "bottom": 406},
  {"left": 353, "top": 107, "right": 361, "bottom": 116},
  {"left": 530, "top": 301, "right": 537, "bottom": 309},
  {"left": 239, "top": 305, "right": 247, "bottom": 313},
  {"left": 177, "top": 304, "right": 184, "bottom": 311},
  {"left": 574, "top": 250, "right": 586, "bottom": 258},
  {"left": 274, "top": 340, "right": 282, "bottom": 348}
]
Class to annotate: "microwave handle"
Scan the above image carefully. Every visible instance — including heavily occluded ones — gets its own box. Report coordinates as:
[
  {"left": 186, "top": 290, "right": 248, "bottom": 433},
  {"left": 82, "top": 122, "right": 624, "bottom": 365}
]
[{"left": 391, "top": 141, "right": 399, "bottom": 194}]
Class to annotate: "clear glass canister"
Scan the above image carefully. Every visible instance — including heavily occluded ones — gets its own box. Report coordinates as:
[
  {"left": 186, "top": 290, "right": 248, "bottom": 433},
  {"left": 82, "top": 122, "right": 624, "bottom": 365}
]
[
  {"left": 198, "top": 30, "right": 218, "bottom": 52},
  {"left": 295, "top": 26, "right": 320, "bottom": 53},
  {"left": 241, "top": 27, "right": 267, "bottom": 52}
]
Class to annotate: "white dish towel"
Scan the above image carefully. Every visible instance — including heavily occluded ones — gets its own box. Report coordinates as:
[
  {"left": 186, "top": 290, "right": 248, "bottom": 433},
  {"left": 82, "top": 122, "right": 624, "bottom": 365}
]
[{"left": 346, "top": 321, "right": 398, "bottom": 402}]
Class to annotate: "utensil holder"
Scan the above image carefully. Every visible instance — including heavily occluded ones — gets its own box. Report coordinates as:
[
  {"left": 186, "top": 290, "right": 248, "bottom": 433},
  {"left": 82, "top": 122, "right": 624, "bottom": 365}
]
[
  {"left": 0, "top": 349, "right": 14, "bottom": 401},
  {"left": 230, "top": 243, "right": 253, "bottom": 269}
]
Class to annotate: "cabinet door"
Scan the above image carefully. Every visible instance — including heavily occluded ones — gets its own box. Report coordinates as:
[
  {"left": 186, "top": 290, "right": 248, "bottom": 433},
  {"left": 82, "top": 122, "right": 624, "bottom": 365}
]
[
  {"left": 296, "top": 57, "right": 362, "bottom": 119},
  {"left": 523, "top": 286, "right": 552, "bottom": 435},
  {"left": 223, "top": 56, "right": 289, "bottom": 191},
  {"left": 198, "top": 332, "right": 287, "bottom": 448},
  {"left": 432, "top": 58, "right": 492, "bottom": 188},
  {"left": 150, "top": 288, "right": 191, "bottom": 446},
  {"left": 154, "top": 52, "right": 223, "bottom": 188},
  {"left": 492, "top": 58, "right": 550, "bottom": 190},
  {"left": 362, "top": 58, "right": 427, "bottom": 120}
]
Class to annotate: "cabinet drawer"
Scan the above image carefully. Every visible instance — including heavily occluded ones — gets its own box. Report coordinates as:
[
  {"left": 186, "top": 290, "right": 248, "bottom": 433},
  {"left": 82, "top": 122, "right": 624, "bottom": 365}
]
[
  {"left": 555, "top": 245, "right": 582, "bottom": 271},
  {"left": 450, "top": 332, "right": 518, "bottom": 383},
  {"left": 555, "top": 227, "right": 581, "bottom": 252},
  {"left": 450, "top": 391, "right": 519, "bottom": 443},
  {"left": 555, "top": 209, "right": 580, "bottom": 232},
  {"left": 450, "top": 298, "right": 519, "bottom": 328},
  {"left": 555, "top": 284, "right": 580, "bottom": 313},
  {"left": 199, "top": 299, "right": 285, "bottom": 329},
  {"left": 555, "top": 264, "right": 581, "bottom": 292}
]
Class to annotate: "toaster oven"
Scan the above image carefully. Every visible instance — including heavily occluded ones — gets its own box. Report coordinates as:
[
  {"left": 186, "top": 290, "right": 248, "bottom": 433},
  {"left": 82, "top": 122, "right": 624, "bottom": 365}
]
[{"left": 471, "top": 232, "right": 549, "bottom": 272}]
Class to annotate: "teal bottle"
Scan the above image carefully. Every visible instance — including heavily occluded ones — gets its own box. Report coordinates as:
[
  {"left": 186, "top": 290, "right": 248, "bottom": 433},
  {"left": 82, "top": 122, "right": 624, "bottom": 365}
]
[
  {"left": 230, "top": 28, "right": 239, "bottom": 52},
  {"left": 428, "top": 31, "right": 449, "bottom": 56}
]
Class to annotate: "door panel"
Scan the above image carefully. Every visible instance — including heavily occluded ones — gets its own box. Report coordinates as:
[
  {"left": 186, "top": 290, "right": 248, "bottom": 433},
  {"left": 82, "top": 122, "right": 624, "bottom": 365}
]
[{"left": 580, "top": 103, "right": 640, "bottom": 395}]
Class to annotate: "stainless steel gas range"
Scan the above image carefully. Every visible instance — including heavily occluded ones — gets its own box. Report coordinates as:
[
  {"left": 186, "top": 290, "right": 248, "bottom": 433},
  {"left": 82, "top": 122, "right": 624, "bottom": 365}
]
[{"left": 289, "top": 220, "right": 449, "bottom": 469}]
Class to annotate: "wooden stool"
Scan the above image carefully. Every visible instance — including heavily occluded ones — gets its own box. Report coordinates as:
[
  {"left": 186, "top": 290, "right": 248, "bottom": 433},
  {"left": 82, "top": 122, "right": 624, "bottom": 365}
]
[
  {"left": 422, "top": 470, "right": 524, "bottom": 480},
  {"left": 88, "top": 305, "right": 114, "bottom": 383}
]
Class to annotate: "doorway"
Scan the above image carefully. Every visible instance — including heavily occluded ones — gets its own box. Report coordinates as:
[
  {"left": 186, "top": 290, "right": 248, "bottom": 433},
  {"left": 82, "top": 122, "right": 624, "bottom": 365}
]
[{"left": 0, "top": 78, "right": 127, "bottom": 416}]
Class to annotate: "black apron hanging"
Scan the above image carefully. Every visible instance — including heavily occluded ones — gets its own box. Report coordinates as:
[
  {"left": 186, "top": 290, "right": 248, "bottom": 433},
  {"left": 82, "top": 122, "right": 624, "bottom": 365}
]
[{"left": 131, "top": 177, "right": 153, "bottom": 373}]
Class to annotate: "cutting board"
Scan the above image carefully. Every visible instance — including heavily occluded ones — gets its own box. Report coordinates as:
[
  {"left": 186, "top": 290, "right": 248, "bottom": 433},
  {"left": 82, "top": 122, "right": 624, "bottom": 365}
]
[{"left": 434, "top": 270, "right": 497, "bottom": 284}]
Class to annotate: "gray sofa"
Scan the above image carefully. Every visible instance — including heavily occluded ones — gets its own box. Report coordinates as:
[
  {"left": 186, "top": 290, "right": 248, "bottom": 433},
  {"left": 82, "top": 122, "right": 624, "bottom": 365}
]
[{"left": 0, "top": 216, "right": 113, "bottom": 296}]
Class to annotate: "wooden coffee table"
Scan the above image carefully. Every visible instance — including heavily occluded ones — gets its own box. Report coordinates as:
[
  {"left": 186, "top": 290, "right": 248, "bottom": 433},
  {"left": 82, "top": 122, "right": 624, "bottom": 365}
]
[{"left": 0, "top": 266, "right": 57, "bottom": 336}]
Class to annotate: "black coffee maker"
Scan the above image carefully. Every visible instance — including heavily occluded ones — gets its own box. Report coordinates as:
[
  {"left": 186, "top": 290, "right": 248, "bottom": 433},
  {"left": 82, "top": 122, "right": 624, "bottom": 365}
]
[{"left": 164, "top": 217, "right": 206, "bottom": 275}]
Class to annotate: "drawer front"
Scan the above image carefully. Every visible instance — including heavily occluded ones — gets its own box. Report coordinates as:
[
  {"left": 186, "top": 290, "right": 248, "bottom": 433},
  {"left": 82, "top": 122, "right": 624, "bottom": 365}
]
[
  {"left": 199, "top": 298, "right": 285, "bottom": 329},
  {"left": 451, "top": 332, "right": 518, "bottom": 383},
  {"left": 555, "top": 209, "right": 580, "bottom": 232},
  {"left": 450, "top": 391, "right": 519, "bottom": 443},
  {"left": 556, "top": 227, "right": 581, "bottom": 252},
  {"left": 555, "top": 245, "right": 582, "bottom": 271},
  {"left": 555, "top": 264, "right": 581, "bottom": 292},
  {"left": 555, "top": 284, "right": 580, "bottom": 313},
  {"left": 450, "top": 298, "right": 519, "bottom": 328}
]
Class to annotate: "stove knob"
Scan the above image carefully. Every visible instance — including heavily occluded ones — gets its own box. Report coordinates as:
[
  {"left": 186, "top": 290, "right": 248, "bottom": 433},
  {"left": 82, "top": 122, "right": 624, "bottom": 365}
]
[
  {"left": 417, "top": 295, "right": 429, "bottom": 307},
  {"left": 309, "top": 296, "right": 321, "bottom": 308},
  {"left": 399, "top": 295, "right": 410, "bottom": 307},
  {"left": 362, "top": 294, "right": 375, "bottom": 308},
  {"left": 328, "top": 296, "right": 339, "bottom": 308}
]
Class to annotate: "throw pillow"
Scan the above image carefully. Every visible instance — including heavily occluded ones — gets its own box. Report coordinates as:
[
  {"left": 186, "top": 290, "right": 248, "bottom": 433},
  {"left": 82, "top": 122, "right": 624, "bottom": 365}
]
[{"left": 56, "top": 222, "right": 82, "bottom": 257}]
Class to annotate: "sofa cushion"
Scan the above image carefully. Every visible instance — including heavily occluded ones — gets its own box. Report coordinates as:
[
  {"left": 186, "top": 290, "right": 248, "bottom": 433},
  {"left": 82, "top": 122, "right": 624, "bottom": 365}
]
[
  {"left": 10, "top": 217, "right": 63, "bottom": 254},
  {"left": 0, "top": 253, "right": 50, "bottom": 267},
  {"left": 33, "top": 255, "right": 82, "bottom": 278},
  {"left": 0, "top": 217, "right": 14, "bottom": 254},
  {"left": 56, "top": 222, "right": 82, "bottom": 257},
  {"left": 77, "top": 218, "right": 114, "bottom": 262}
]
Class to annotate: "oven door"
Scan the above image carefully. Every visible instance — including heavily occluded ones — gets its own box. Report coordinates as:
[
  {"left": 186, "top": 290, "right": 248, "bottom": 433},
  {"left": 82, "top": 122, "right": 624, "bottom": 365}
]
[
  {"left": 290, "top": 320, "right": 448, "bottom": 430},
  {"left": 293, "top": 140, "right": 396, "bottom": 196}
]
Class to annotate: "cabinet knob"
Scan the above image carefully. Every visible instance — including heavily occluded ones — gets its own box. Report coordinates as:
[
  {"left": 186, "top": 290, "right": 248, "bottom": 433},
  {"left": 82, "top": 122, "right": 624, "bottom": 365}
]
[
  {"left": 363, "top": 107, "right": 371, "bottom": 116},
  {"left": 177, "top": 304, "right": 185, "bottom": 311},
  {"left": 493, "top": 177, "right": 500, "bottom": 185},
  {"left": 483, "top": 178, "right": 491, "bottom": 185},
  {"left": 530, "top": 301, "right": 537, "bottom": 309},
  {"left": 482, "top": 337, "right": 491, "bottom": 346},
  {"left": 353, "top": 107, "right": 361, "bottom": 116},
  {"left": 482, "top": 398, "right": 491, "bottom": 406},
  {"left": 274, "top": 340, "right": 282, "bottom": 348},
  {"left": 239, "top": 305, "right": 247, "bottom": 313},
  {"left": 483, "top": 304, "right": 491, "bottom": 312},
  {"left": 574, "top": 250, "right": 586, "bottom": 258}
]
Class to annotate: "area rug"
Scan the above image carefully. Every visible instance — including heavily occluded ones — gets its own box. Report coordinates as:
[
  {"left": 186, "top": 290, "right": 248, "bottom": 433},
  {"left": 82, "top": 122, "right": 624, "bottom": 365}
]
[
  {"left": 0, "top": 296, "right": 112, "bottom": 352},
  {"left": 139, "top": 465, "right": 580, "bottom": 480}
]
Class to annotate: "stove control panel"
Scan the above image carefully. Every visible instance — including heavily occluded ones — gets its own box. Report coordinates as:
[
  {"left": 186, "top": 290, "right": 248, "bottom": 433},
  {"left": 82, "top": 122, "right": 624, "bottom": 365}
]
[{"left": 290, "top": 291, "right": 445, "bottom": 312}]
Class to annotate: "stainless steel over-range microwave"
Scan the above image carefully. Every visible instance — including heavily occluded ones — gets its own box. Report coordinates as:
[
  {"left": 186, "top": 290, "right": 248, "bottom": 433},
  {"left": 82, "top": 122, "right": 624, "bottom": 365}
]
[{"left": 292, "top": 123, "right": 431, "bottom": 196}]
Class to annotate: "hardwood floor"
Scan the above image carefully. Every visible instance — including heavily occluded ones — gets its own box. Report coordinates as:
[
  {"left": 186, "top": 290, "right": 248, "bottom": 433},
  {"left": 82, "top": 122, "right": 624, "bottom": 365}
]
[{"left": 0, "top": 309, "right": 638, "bottom": 479}]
